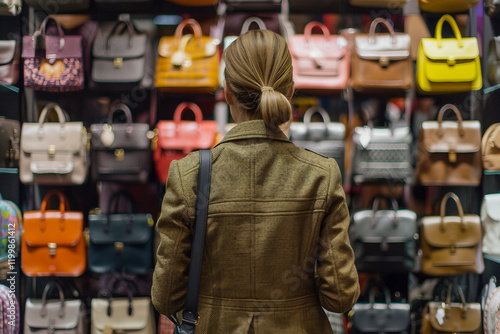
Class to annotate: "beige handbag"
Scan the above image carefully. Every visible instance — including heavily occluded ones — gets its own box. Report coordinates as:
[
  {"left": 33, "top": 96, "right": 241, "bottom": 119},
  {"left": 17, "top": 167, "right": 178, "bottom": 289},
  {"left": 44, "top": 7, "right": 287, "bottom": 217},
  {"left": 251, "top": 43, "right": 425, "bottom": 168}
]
[
  {"left": 482, "top": 123, "right": 500, "bottom": 170},
  {"left": 20, "top": 103, "right": 89, "bottom": 185},
  {"left": 420, "top": 192, "right": 484, "bottom": 276}
]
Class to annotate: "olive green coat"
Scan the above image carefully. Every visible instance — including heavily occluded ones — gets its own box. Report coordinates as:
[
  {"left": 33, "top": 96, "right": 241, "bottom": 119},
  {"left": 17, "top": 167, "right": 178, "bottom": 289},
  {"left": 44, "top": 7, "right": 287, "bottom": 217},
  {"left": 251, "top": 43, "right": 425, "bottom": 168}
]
[{"left": 152, "top": 120, "right": 359, "bottom": 334}]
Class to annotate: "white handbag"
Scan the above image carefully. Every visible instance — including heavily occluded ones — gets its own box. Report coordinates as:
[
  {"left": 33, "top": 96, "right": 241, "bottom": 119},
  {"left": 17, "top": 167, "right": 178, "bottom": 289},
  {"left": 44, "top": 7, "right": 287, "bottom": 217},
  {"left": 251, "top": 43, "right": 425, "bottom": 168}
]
[
  {"left": 20, "top": 103, "right": 89, "bottom": 185},
  {"left": 481, "top": 193, "right": 500, "bottom": 256},
  {"left": 481, "top": 276, "right": 500, "bottom": 334},
  {"left": 0, "top": 0, "right": 21, "bottom": 16}
]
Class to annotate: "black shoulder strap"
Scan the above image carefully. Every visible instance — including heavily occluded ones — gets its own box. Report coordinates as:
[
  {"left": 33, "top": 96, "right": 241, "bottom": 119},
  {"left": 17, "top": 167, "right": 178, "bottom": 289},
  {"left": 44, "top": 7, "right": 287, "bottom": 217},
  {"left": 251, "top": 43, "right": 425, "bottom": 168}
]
[{"left": 179, "top": 149, "right": 212, "bottom": 332}]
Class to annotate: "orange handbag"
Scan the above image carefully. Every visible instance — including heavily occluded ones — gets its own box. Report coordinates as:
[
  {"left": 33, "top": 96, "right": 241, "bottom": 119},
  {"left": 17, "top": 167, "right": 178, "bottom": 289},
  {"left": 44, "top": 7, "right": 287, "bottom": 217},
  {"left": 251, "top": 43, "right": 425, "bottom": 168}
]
[
  {"left": 155, "top": 19, "right": 219, "bottom": 93},
  {"left": 153, "top": 102, "right": 218, "bottom": 184},
  {"left": 21, "top": 190, "right": 86, "bottom": 277}
]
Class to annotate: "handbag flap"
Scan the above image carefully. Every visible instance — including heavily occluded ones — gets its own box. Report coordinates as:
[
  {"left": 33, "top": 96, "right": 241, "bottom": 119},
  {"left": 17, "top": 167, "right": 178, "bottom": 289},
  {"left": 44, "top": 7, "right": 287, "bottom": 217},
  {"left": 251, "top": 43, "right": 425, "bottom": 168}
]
[
  {"left": 484, "top": 194, "right": 500, "bottom": 221},
  {"left": 90, "top": 123, "right": 150, "bottom": 150},
  {"left": 353, "top": 126, "right": 412, "bottom": 145},
  {"left": 421, "top": 216, "right": 481, "bottom": 248},
  {"left": 355, "top": 34, "right": 410, "bottom": 60},
  {"left": 289, "top": 122, "right": 345, "bottom": 141},
  {"left": 21, "top": 122, "right": 84, "bottom": 154},
  {"left": 353, "top": 303, "right": 410, "bottom": 332},
  {"left": 421, "top": 121, "right": 481, "bottom": 153},
  {"left": 352, "top": 210, "right": 417, "bottom": 241},
  {"left": 421, "top": 38, "right": 479, "bottom": 61},
  {"left": 88, "top": 214, "right": 152, "bottom": 245},
  {"left": 0, "top": 40, "right": 16, "bottom": 66},
  {"left": 22, "top": 35, "right": 83, "bottom": 59},
  {"left": 91, "top": 298, "right": 151, "bottom": 330},
  {"left": 23, "top": 211, "right": 83, "bottom": 247},
  {"left": 25, "top": 299, "right": 82, "bottom": 329},
  {"left": 289, "top": 35, "right": 347, "bottom": 61},
  {"left": 427, "top": 302, "right": 481, "bottom": 333},
  {"left": 92, "top": 34, "right": 147, "bottom": 59},
  {"left": 157, "top": 121, "right": 217, "bottom": 151},
  {"left": 158, "top": 36, "right": 217, "bottom": 59}
]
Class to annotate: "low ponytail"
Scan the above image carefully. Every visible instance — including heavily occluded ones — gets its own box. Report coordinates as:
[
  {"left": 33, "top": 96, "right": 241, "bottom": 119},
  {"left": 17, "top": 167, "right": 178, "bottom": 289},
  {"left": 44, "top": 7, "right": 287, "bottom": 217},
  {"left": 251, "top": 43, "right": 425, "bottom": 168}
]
[{"left": 260, "top": 88, "right": 292, "bottom": 132}]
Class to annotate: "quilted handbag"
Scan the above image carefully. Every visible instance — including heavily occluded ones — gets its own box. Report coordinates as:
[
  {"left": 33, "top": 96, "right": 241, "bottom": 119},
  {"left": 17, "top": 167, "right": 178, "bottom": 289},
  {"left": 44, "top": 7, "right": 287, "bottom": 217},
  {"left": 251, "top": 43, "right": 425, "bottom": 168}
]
[
  {"left": 25, "top": 281, "right": 86, "bottom": 334},
  {"left": 288, "top": 21, "right": 349, "bottom": 93},
  {"left": 20, "top": 103, "right": 89, "bottom": 185},
  {"left": 0, "top": 193, "right": 21, "bottom": 277},
  {"left": 415, "top": 104, "right": 482, "bottom": 186},
  {"left": 482, "top": 122, "right": 500, "bottom": 170},
  {"left": 417, "top": 14, "right": 482, "bottom": 94},
  {"left": 352, "top": 125, "right": 413, "bottom": 184},
  {"left": 419, "top": 0, "right": 480, "bottom": 13},
  {"left": 24, "top": 0, "right": 89, "bottom": 11},
  {"left": 350, "top": 198, "right": 417, "bottom": 274},
  {"left": 88, "top": 191, "right": 154, "bottom": 274},
  {"left": 91, "top": 18, "right": 152, "bottom": 90},
  {"left": 153, "top": 102, "right": 217, "bottom": 184},
  {"left": 482, "top": 276, "right": 500, "bottom": 334},
  {"left": 90, "top": 103, "right": 152, "bottom": 183},
  {"left": 0, "top": 283, "right": 20, "bottom": 333},
  {"left": 0, "top": 41, "right": 18, "bottom": 85},
  {"left": 0, "top": 117, "right": 19, "bottom": 168},
  {"left": 349, "top": 0, "right": 408, "bottom": 8},
  {"left": 485, "top": 0, "right": 500, "bottom": 16},
  {"left": 22, "top": 17, "right": 84, "bottom": 92},
  {"left": 289, "top": 107, "right": 345, "bottom": 180},
  {"left": 420, "top": 192, "right": 484, "bottom": 276},
  {"left": 156, "top": 19, "right": 219, "bottom": 93},
  {"left": 0, "top": 0, "right": 20, "bottom": 15},
  {"left": 351, "top": 284, "right": 410, "bottom": 334},
  {"left": 481, "top": 193, "right": 500, "bottom": 256},
  {"left": 488, "top": 37, "right": 500, "bottom": 84},
  {"left": 21, "top": 190, "right": 86, "bottom": 277},
  {"left": 421, "top": 283, "right": 481, "bottom": 334},
  {"left": 352, "top": 18, "right": 413, "bottom": 94}
]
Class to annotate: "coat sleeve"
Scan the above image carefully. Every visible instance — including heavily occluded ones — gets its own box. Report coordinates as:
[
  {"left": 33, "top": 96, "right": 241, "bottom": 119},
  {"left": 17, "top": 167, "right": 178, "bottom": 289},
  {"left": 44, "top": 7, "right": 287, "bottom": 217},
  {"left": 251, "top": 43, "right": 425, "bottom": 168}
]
[
  {"left": 152, "top": 160, "right": 193, "bottom": 317},
  {"left": 315, "top": 159, "right": 360, "bottom": 313}
]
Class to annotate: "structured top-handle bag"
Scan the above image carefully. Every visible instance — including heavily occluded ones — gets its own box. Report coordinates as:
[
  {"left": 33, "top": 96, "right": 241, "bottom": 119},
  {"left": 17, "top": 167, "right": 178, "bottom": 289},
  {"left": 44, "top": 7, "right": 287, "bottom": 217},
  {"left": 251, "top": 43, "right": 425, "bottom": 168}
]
[
  {"left": 417, "top": 14, "right": 482, "bottom": 94},
  {"left": 481, "top": 193, "right": 500, "bottom": 256},
  {"left": 482, "top": 122, "right": 500, "bottom": 170},
  {"left": 0, "top": 40, "right": 19, "bottom": 85}
]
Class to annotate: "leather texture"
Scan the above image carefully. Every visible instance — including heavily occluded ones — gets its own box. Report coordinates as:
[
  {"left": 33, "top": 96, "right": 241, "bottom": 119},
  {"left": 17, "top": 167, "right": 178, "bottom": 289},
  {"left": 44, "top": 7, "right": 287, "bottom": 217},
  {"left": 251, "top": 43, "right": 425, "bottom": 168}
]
[
  {"left": 0, "top": 0, "right": 21, "bottom": 15},
  {"left": 90, "top": 104, "right": 151, "bottom": 183},
  {"left": 21, "top": 190, "right": 86, "bottom": 277},
  {"left": 350, "top": 198, "right": 417, "bottom": 273},
  {"left": 289, "top": 21, "right": 349, "bottom": 92},
  {"left": 352, "top": 18, "right": 413, "bottom": 94},
  {"left": 350, "top": 0, "right": 407, "bottom": 7},
  {"left": 152, "top": 120, "right": 360, "bottom": 333},
  {"left": 417, "top": 14, "right": 482, "bottom": 94},
  {"left": 420, "top": 192, "right": 484, "bottom": 276},
  {"left": 419, "top": 0, "right": 480, "bottom": 12},
  {"left": 421, "top": 302, "right": 481, "bottom": 334},
  {"left": 23, "top": 0, "right": 89, "bottom": 10},
  {"left": 352, "top": 126, "right": 413, "bottom": 184},
  {"left": 0, "top": 117, "right": 20, "bottom": 168},
  {"left": 482, "top": 122, "right": 500, "bottom": 170},
  {"left": 154, "top": 102, "right": 217, "bottom": 185},
  {"left": 20, "top": 103, "right": 89, "bottom": 185},
  {"left": 289, "top": 107, "right": 345, "bottom": 180},
  {"left": 481, "top": 194, "right": 500, "bottom": 256},
  {"left": 416, "top": 104, "right": 482, "bottom": 186},
  {"left": 0, "top": 193, "right": 22, "bottom": 263},
  {"left": 91, "top": 297, "right": 155, "bottom": 334},
  {"left": 0, "top": 40, "right": 18, "bottom": 85},
  {"left": 485, "top": 0, "right": 500, "bottom": 16},
  {"left": 156, "top": 19, "right": 219, "bottom": 93}
]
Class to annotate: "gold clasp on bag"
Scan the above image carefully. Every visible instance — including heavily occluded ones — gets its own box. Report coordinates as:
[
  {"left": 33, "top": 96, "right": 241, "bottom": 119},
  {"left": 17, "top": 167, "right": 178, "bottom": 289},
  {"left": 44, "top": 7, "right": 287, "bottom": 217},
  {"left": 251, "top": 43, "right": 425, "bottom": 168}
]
[
  {"left": 114, "top": 57, "right": 123, "bottom": 68},
  {"left": 449, "top": 149, "right": 457, "bottom": 163},
  {"left": 115, "top": 242, "right": 124, "bottom": 253},
  {"left": 450, "top": 244, "right": 457, "bottom": 254},
  {"left": 48, "top": 145, "right": 56, "bottom": 158},
  {"left": 379, "top": 57, "right": 389, "bottom": 68},
  {"left": 48, "top": 243, "right": 57, "bottom": 256},
  {"left": 114, "top": 149, "right": 125, "bottom": 161},
  {"left": 103, "top": 325, "right": 113, "bottom": 334},
  {"left": 447, "top": 57, "right": 456, "bottom": 66}
]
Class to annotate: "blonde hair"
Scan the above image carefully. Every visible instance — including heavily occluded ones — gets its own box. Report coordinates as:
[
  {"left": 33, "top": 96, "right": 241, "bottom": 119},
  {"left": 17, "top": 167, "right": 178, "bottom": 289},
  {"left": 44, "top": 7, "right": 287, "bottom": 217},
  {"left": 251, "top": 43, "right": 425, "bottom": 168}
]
[{"left": 224, "top": 29, "right": 294, "bottom": 132}]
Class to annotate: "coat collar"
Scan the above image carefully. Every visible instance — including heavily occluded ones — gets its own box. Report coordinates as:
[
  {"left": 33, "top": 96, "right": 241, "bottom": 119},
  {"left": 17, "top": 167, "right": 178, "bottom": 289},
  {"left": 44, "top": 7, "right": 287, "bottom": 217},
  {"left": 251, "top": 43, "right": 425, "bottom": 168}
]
[{"left": 215, "top": 120, "right": 291, "bottom": 147}]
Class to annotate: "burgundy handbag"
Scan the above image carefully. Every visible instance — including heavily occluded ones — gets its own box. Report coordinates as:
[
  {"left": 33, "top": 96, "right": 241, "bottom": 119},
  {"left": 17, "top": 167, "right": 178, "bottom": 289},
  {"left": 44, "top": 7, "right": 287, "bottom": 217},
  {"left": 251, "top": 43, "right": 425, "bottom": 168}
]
[{"left": 22, "top": 17, "right": 84, "bottom": 92}]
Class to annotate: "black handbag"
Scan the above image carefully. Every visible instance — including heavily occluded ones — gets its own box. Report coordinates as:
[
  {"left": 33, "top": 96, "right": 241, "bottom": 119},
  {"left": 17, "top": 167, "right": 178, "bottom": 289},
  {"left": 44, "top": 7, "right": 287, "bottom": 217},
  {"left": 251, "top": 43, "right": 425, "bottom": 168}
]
[
  {"left": 0, "top": 117, "right": 19, "bottom": 168},
  {"left": 350, "top": 198, "right": 417, "bottom": 273},
  {"left": 88, "top": 191, "right": 154, "bottom": 274},
  {"left": 90, "top": 103, "right": 152, "bottom": 183}
]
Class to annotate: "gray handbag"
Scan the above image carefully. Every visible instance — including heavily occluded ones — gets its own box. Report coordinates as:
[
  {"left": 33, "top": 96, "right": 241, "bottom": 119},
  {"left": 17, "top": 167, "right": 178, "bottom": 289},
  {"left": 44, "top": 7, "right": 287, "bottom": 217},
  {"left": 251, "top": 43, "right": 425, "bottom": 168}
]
[
  {"left": 289, "top": 107, "right": 345, "bottom": 180},
  {"left": 0, "top": 0, "right": 21, "bottom": 15},
  {"left": 486, "top": 0, "right": 500, "bottom": 16},
  {"left": 350, "top": 198, "right": 417, "bottom": 274},
  {"left": 352, "top": 125, "right": 413, "bottom": 184},
  {"left": 0, "top": 117, "right": 19, "bottom": 168},
  {"left": 90, "top": 103, "right": 152, "bottom": 183},
  {"left": 0, "top": 40, "right": 19, "bottom": 85},
  {"left": 24, "top": 281, "right": 86, "bottom": 334}
]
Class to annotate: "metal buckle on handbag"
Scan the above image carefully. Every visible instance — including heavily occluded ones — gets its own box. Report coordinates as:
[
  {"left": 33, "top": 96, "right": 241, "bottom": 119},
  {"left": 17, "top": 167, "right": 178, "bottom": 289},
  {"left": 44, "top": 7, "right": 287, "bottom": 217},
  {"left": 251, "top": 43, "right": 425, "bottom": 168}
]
[
  {"left": 48, "top": 243, "right": 57, "bottom": 256},
  {"left": 182, "top": 311, "right": 200, "bottom": 326}
]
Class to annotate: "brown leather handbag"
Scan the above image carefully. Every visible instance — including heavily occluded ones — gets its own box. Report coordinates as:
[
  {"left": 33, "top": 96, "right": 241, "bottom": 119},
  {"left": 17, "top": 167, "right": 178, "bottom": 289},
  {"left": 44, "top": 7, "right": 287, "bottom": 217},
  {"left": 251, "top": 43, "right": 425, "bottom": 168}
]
[
  {"left": 416, "top": 104, "right": 482, "bottom": 186},
  {"left": 482, "top": 123, "right": 500, "bottom": 170},
  {"left": 420, "top": 192, "right": 484, "bottom": 276},
  {"left": 21, "top": 190, "right": 86, "bottom": 277}
]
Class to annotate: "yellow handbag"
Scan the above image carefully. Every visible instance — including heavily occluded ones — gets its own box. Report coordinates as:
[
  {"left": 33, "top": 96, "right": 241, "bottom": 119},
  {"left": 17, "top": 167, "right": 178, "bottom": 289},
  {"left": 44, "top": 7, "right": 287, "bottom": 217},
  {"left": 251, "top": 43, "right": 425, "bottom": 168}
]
[
  {"left": 155, "top": 19, "right": 219, "bottom": 93},
  {"left": 419, "top": 0, "right": 480, "bottom": 13},
  {"left": 417, "top": 14, "right": 482, "bottom": 94}
]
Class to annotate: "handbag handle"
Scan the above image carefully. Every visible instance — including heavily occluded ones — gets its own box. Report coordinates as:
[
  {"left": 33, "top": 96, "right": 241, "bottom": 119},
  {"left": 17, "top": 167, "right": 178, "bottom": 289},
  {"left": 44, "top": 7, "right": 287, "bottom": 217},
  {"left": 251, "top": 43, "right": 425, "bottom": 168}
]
[
  {"left": 303, "top": 107, "right": 331, "bottom": 136},
  {"left": 369, "top": 18, "right": 396, "bottom": 45},
  {"left": 436, "top": 104, "right": 465, "bottom": 137},
  {"left": 371, "top": 197, "right": 399, "bottom": 227},
  {"left": 37, "top": 17, "right": 66, "bottom": 52},
  {"left": 444, "top": 280, "right": 468, "bottom": 317},
  {"left": 99, "top": 278, "right": 135, "bottom": 317},
  {"left": 107, "top": 103, "right": 133, "bottom": 133},
  {"left": 439, "top": 192, "right": 466, "bottom": 232},
  {"left": 38, "top": 103, "right": 67, "bottom": 128},
  {"left": 40, "top": 190, "right": 70, "bottom": 217},
  {"left": 40, "top": 281, "right": 66, "bottom": 318},
  {"left": 240, "top": 17, "right": 267, "bottom": 34},
  {"left": 173, "top": 102, "right": 203, "bottom": 127},
  {"left": 105, "top": 19, "right": 140, "bottom": 49},
  {"left": 104, "top": 191, "right": 136, "bottom": 233},
  {"left": 304, "top": 21, "right": 330, "bottom": 49},
  {"left": 368, "top": 284, "right": 392, "bottom": 308},
  {"left": 175, "top": 19, "right": 203, "bottom": 43},
  {"left": 435, "top": 14, "right": 464, "bottom": 48}
]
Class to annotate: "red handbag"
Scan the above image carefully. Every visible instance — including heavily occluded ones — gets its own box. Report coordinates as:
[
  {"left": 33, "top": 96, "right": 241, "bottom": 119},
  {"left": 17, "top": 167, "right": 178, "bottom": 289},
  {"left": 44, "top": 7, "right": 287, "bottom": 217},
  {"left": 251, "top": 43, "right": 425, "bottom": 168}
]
[{"left": 154, "top": 102, "right": 217, "bottom": 184}]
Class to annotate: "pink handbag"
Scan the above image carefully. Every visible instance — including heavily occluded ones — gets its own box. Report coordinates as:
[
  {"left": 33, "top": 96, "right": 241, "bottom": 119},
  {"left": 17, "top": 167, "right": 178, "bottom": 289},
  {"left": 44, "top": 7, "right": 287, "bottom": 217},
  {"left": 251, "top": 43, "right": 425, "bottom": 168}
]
[{"left": 288, "top": 21, "right": 349, "bottom": 93}]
